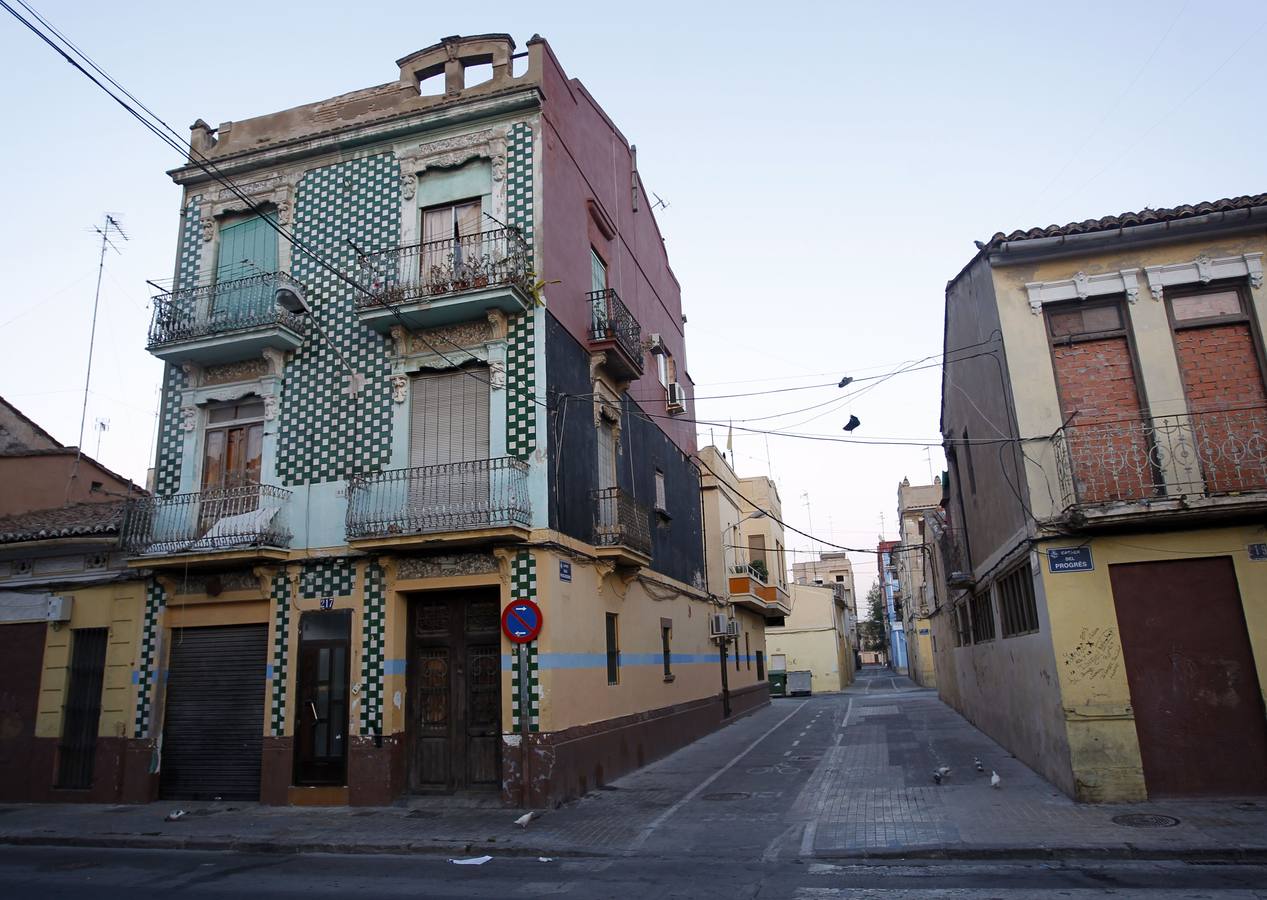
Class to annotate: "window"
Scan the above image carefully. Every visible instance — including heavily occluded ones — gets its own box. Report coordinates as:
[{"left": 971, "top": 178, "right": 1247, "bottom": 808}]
[
  {"left": 997, "top": 563, "right": 1040, "bottom": 637},
  {"left": 421, "top": 199, "right": 481, "bottom": 277},
  {"left": 590, "top": 248, "right": 607, "bottom": 295},
  {"left": 1046, "top": 301, "right": 1126, "bottom": 341},
  {"left": 655, "top": 351, "right": 669, "bottom": 388},
  {"left": 605, "top": 613, "right": 620, "bottom": 685},
  {"left": 1170, "top": 288, "right": 1243, "bottom": 324},
  {"left": 661, "top": 618, "right": 673, "bottom": 681},
  {"left": 776, "top": 542, "right": 786, "bottom": 587},
  {"left": 749, "top": 534, "right": 767, "bottom": 568},
  {"left": 202, "top": 399, "right": 265, "bottom": 491},
  {"left": 954, "top": 601, "right": 972, "bottom": 647},
  {"left": 654, "top": 470, "right": 667, "bottom": 512},
  {"left": 969, "top": 591, "right": 996, "bottom": 643},
  {"left": 745, "top": 632, "right": 751, "bottom": 670},
  {"left": 770, "top": 653, "right": 786, "bottom": 672},
  {"left": 835, "top": 575, "right": 844, "bottom": 582},
  {"left": 756, "top": 650, "right": 765, "bottom": 680}
]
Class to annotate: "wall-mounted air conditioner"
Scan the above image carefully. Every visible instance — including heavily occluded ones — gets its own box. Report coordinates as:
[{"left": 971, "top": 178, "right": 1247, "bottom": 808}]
[
  {"left": 726, "top": 618, "right": 740, "bottom": 637},
  {"left": 647, "top": 333, "right": 665, "bottom": 353},
  {"left": 709, "top": 613, "right": 730, "bottom": 637},
  {"left": 666, "top": 381, "right": 685, "bottom": 412}
]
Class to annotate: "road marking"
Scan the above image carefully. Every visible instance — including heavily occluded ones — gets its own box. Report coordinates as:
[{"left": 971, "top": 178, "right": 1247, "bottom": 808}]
[
  {"left": 890, "top": 678, "right": 898, "bottom": 691},
  {"left": 842, "top": 697, "right": 854, "bottom": 729},
  {"left": 761, "top": 822, "right": 801, "bottom": 862},
  {"left": 783, "top": 750, "right": 792, "bottom": 757},
  {"left": 864, "top": 678, "right": 872, "bottom": 693},
  {"left": 792, "top": 739, "right": 800, "bottom": 746},
  {"left": 799, "top": 819, "right": 818, "bottom": 857},
  {"left": 629, "top": 699, "right": 808, "bottom": 849}
]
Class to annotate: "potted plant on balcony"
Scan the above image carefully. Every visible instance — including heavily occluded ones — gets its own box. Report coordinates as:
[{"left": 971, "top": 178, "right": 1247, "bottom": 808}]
[{"left": 750, "top": 558, "right": 769, "bottom": 583}]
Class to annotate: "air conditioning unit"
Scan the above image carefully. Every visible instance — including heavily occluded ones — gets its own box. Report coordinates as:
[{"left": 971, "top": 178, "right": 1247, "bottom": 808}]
[
  {"left": 666, "top": 381, "right": 686, "bottom": 413},
  {"left": 726, "top": 618, "right": 740, "bottom": 637},
  {"left": 47, "top": 595, "right": 72, "bottom": 622},
  {"left": 709, "top": 613, "right": 730, "bottom": 637},
  {"left": 647, "top": 333, "right": 665, "bottom": 353}
]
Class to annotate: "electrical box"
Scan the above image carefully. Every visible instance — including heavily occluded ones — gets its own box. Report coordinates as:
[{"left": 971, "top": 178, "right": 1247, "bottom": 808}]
[{"left": 47, "top": 595, "right": 72, "bottom": 622}]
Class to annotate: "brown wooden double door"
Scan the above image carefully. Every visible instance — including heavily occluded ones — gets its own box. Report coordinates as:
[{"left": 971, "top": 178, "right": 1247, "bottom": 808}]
[{"left": 408, "top": 590, "right": 502, "bottom": 793}]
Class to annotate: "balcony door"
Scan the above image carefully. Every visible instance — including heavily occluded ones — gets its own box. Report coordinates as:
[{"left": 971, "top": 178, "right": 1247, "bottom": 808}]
[
  {"left": 595, "top": 420, "right": 618, "bottom": 540},
  {"left": 200, "top": 399, "right": 265, "bottom": 536},
  {"left": 409, "top": 368, "right": 490, "bottom": 527},
  {"left": 214, "top": 214, "right": 278, "bottom": 323},
  {"left": 421, "top": 201, "right": 481, "bottom": 289}
]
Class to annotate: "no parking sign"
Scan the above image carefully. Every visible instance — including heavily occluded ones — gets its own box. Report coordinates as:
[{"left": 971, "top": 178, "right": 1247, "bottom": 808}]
[{"left": 501, "top": 599, "right": 543, "bottom": 644}]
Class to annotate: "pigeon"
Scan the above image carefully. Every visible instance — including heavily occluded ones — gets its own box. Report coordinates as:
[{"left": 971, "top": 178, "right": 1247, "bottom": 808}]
[
  {"left": 990, "top": 771, "right": 1001, "bottom": 789},
  {"left": 514, "top": 811, "right": 538, "bottom": 828},
  {"left": 932, "top": 765, "right": 951, "bottom": 785},
  {"left": 164, "top": 809, "right": 186, "bottom": 822},
  {"left": 974, "top": 757, "right": 984, "bottom": 773}
]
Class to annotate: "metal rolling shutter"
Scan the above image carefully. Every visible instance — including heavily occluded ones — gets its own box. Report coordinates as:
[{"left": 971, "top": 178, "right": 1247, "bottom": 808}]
[
  {"left": 410, "top": 368, "right": 489, "bottom": 466},
  {"left": 159, "top": 624, "right": 267, "bottom": 801}
]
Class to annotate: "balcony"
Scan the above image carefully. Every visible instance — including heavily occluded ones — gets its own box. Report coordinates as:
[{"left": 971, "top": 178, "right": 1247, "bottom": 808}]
[
  {"left": 728, "top": 563, "right": 792, "bottom": 618},
  {"left": 346, "top": 457, "right": 531, "bottom": 548},
  {"left": 354, "top": 228, "right": 531, "bottom": 332},
  {"left": 592, "top": 487, "right": 651, "bottom": 568},
  {"left": 123, "top": 484, "right": 292, "bottom": 565},
  {"left": 147, "top": 272, "right": 309, "bottom": 364},
  {"left": 587, "top": 288, "right": 643, "bottom": 380},
  {"left": 1052, "top": 407, "right": 1267, "bottom": 528}
]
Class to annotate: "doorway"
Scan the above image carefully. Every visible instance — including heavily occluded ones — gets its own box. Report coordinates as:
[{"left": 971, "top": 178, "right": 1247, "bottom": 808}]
[
  {"left": 1110, "top": 557, "right": 1267, "bottom": 796},
  {"left": 293, "top": 610, "right": 351, "bottom": 786},
  {"left": 407, "top": 589, "right": 502, "bottom": 792}
]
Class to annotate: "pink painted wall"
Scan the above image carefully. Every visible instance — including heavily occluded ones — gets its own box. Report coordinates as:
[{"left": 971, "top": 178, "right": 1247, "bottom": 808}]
[{"left": 534, "top": 38, "right": 696, "bottom": 456}]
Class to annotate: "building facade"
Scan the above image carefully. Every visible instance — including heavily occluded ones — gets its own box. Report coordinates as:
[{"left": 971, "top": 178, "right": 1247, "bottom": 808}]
[
  {"left": 931, "top": 193, "right": 1267, "bottom": 801},
  {"left": 876, "top": 539, "right": 906, "bottom": 673},
  {"left": 123, "top": 34, "right": 743, "bottom": 808},
  {"left": 766, "top": 582, "right": 854, "bottom": 693},
  {"left": 791, "top": 552, "right": 856, "bottom": 619},
  {"left": 896, "top": 478, "right": 940, "bottom": 687},
  {"left": 0, "top": 399, "right": 148, "bottom": 803}
]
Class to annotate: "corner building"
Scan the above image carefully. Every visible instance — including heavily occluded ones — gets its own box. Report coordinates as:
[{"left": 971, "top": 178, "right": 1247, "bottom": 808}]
[{"left": 127, "top": 34, "right": 730, "bottom": 807}]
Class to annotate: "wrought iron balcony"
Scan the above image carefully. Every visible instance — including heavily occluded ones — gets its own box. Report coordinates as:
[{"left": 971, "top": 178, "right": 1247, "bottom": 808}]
[
  {"left": 934, "top": 527, "right": 973, "bottom": 589},
  {"left": 346, "top": 457, "right": 530, "bottom": 543},
  {"left": 147, "top": 272, "right": 309, "bottom": 363},
  {"left": 353, "top": 228, "right": 531, "bottom": 331},
  {"left": 592, "top": 487, "right": 652, "bottom": 563},
  {"left": 1052, "top": 407, "right": 1267, "bottom": 519},
  {"left": 123, "top": 484, "right": 292, "bottom": 558},
  {"left": 587, "top": 288, "right": 643, "bottom": 379}
]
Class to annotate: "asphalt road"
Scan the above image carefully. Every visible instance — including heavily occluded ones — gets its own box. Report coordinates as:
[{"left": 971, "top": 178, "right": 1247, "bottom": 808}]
[{"left": 1, "top": 846, "right": 1265, "bottom": 898}]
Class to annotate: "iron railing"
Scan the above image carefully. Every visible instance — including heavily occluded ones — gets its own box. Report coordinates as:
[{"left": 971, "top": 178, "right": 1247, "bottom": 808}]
[
  {"left": 148, "top": 272, "right": 309, "bottom": 347},
  {"left": 1052, "top": 407, "right": 1267, "bottom": 510},
  {"left": 354, "top": 227, "right": 531, "bottom": 307},
  {"left": 593, "top": 487, "right": 652, "bottom": 556},
  {"left": 123, "top": 484, "right": 292, "bottom": 555},
  {"left": 587, "top": 288, "right": 642, "bottom": 365},
  {"left": 934, "top": 526, "right": 972, "bottom": 588},
  {"left": 346, "top": 457, "right": 530, "bottom": 539}
]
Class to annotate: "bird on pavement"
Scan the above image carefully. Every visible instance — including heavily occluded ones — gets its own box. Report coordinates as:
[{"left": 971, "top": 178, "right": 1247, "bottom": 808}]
[
  {"left": 990, "top": 771, "right": 1001, "bottom": 789},
  {"left": 974, "top": 757, "right": 984, "bottom": 772},
  {"left": 932, "top": 765, "right": 951, "bottom": 784},
  {"left": 515, "top": 811, "right": 538, "bottom": 828}
]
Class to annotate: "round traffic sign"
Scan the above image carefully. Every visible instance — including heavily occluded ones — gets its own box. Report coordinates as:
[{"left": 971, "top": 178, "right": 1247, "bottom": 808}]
[{"left": 501, "top": 598, "right": 543, "bottom": 644}]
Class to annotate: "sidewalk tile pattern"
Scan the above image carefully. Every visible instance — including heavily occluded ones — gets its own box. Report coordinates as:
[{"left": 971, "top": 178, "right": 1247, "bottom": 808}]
[
  {"left": 360, "top": 559, "right": 386, "bottom": 735},
  {"left": 509, "top": 550, "right": 540, "bottom": 732},
  {"left": 505, "top": 121, "right": 536, "bottom": 460},
  {"left": 154, "top": 195, "right": 202, "bottom": 496},
  {"left": 268, "top": 569, "right": 293, "bottom": 737},
  {"left": 132, "top": 579, "right": 166, "bottom": 738},
  {"left": 300, "top": 558, "right": 355, "bottom": 598},
  {"left": 277, "top": 153, "right": 397, "bottom": 486}
]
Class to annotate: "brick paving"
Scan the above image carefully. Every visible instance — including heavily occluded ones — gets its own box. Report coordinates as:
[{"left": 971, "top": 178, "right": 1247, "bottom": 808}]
[{"left": 1, "top": 670, "right": 1265, "bottom": 860}]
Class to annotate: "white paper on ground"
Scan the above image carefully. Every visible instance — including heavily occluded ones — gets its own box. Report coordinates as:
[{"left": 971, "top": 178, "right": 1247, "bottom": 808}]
[{"left": 448, "top": 856, "right": 492, "bottom": 865}]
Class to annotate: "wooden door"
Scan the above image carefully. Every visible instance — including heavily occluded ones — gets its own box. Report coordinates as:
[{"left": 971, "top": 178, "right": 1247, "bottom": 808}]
[
  {"left": 293, "top": 610, "right": 351, "bottom": 786},
  {"left": 1110, "top": 557, "right": 1267, "bottom": 796},
  {"left": 0, "top": 623, "right": 46, "bottom": 802},
  {"left": 408, "top": 590, "right": 501, "bottom": 792}
]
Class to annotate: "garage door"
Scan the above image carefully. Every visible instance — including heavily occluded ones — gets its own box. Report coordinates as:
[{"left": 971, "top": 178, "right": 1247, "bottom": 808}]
[
  {"left": 159, "top": 624, "right": 267, "bottom": 801},
  {"left": 0, "top": 623, "right": 47, "bottom": 802}
]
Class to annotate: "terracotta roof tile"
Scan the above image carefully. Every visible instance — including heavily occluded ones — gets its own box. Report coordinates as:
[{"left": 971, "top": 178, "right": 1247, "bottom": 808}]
[{"left": 0, "top": 501, "right": 125, "bottom": 544}]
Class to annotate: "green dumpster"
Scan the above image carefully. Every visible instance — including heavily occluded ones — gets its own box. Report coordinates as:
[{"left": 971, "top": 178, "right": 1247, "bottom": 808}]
[{"left": 769, "top": 672, "right": 787, "bottom": 697}]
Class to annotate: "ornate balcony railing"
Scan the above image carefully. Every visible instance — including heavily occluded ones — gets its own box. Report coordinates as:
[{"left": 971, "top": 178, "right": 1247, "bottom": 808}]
[
  {"left": 354, "top": 227, "right": 531, "bottom": 307},
  {"left": 587, "top": 288, "right": 642, "bottom": 366},
  {"left": 148, "top": 272, "right": 309, "bottom": 347},
  {"left": 934, "top": 526, "right": 972, "bottom": 588},
  {"left": 1053, "top": 407, "right": 1267, "bottom": 510},
  {"left": 346, "top": 457, "right": 530, "bottom": 540},
  {"left": 123, "top": 484, "right": 292, "bottom": 556},
  {"left": 592, "top": 487, "right": 652, "bottom": 556}
]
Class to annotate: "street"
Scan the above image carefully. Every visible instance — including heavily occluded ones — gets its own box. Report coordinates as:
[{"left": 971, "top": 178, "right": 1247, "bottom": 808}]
[{"left": 2, "top": 668, "right": 1265, "bottom": 897}]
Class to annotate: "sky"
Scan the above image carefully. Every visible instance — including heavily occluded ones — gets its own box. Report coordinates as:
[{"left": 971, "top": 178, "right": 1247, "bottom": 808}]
[{"left": 2, "top": 0, "right": 1265, "bottom": 589}]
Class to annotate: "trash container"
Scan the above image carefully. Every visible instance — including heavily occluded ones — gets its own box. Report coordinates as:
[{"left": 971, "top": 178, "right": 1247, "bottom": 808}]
[
  {"left": 788, "top": 670, "right": 812, "bottom": 696},
  {"left": 769, "top": 672, "right": 787, "bottom": 697}
]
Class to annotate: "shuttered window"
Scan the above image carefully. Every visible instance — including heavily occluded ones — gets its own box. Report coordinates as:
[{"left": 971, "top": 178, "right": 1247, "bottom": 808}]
[
  {"left": 410, "top": 369, "right": 490, "bottom": 466},
  {"left": 597, "top": 422, "right": 617, "bottom": 491}
]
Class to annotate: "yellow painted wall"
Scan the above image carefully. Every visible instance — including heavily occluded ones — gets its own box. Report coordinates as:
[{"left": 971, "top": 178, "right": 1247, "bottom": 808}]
[
  {"left": 768, "top": 584, "right": 850, "bottom": 693},
  {"left": 905, "top": 617, "right": 936, "bottom": 687},
  {"left": 36, "top": 579, "right": 147, "bottom": 740},
  {"left": 1041, "top": 526, "right": 1267, "bottom": 802}
]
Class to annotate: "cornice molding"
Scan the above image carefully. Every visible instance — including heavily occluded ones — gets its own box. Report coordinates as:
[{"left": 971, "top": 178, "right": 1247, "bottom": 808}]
[
  {"left": 1143, "top": 251, "right": 1263, "bottom": 300},
  {"left": 1025, "top": 268, "right": 1141, "bottom": 314}
]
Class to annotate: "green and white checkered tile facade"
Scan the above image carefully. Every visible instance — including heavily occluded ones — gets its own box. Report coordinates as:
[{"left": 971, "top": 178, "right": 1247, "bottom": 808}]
[
  {"left": 504, "top": 122, "right": 537, "bottom": 459},
  {"left": 277, "top": 154, "right": 398, "bottom": 486},
  {"left": 300, "top": 558, "right": 356, "bottom": 598},
  {"left": 360, "top": 560, "right": 386, "bottom": 736},
  {"left": 154, "top": 195, "right": 202, "bottom": 496},
  {"left": 268, "top": 570, "right": 293, "bottom": 737},
  {"left": 509, "top": 550, "right": 540, "bottom": 732},
  {"left": 133, "top": 579, "right": 166, "bottom": 738}
]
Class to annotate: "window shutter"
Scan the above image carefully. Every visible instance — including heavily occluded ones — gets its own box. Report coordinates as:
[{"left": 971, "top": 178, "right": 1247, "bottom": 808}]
[{"left": 410, "top": 368, "right": 490, "bottom": 467}]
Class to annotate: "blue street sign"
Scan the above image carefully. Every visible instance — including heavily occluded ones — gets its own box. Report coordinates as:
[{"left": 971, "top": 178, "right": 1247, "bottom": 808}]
[
  {"left": 1249, "top": 543, "right": 1267, "bottom": 561},
  {"left": 559, "top": 560, "right": 572, "bottom": 582},
  {"left": 1048, "top": 547, "right": 1094, "bottom": 573}
]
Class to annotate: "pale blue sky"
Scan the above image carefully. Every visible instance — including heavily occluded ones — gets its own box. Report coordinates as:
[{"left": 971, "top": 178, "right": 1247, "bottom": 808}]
[{"left": 2, "top": 0, "right": 1264, "bottom": 583}]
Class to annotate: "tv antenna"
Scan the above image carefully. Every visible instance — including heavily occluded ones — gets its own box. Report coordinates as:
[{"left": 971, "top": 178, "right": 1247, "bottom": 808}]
[
  {"left": 94, "top": 417, "right": 110, "bottom": 458},
  {"left": 651, "top": 192, "right": 670, "bottom": 211},
  {"left": 75, "top": 215, "right": 128, "bottom": 470}
]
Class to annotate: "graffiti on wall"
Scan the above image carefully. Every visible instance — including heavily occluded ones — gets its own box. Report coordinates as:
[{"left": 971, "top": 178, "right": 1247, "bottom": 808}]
[{"left": 1063, "top": 626, "right": 1122, "bottom": 685}]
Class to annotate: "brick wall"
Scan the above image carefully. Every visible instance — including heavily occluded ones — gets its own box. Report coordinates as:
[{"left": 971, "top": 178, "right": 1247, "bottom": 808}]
[
  {"left": 1052, "top": 338, "right": 1152, "bottom": 503},
  {"left": 1174, "top": 323, "right": 1267, "bottom": 493}
]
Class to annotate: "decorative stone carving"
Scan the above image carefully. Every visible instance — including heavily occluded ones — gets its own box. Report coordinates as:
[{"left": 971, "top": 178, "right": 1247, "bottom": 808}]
[
  {"left": 398, "top": 320, "right": 493, "bottom": 355},
  {"left": 396, "top": 553, "right": 499, "bottom": 581},
  {"left": 1072, "top": 271, "right": 1090, "bottom": 299},
  {"left": 1025, "top": 268, "right": 1141, "bottom": 314},
  {"left": 485, "top": 309, "right": 508, "bottom": 340},
  {"left": 390, "top": 374, "right": 408, "bottom": 403},
  {"left": 203, "top": 358, "right": 270, "bottom": 386},
  {"left": 171, "top": 569, "right": 261, "bottom": 595},
  {"left": 1195, "top": 254, "right": 1214, "bottom": 283},
  {"left": 201, "top": 217, "right": 215, "bottom": 242},
  {"left": 1144, "top": 252, "right": 1264, "bottom": 301},
  {"left": 400, "top": 173, "right": 416, "bottom": 201},
  {"left": 489, "top": 361, "right": 506, "bottom": 390},
  {"left": 263, "top": 395, "right": 279, "bottom": 421},
  {"left": 262, "top": 347, "right": 287, "bottom": 377},
  {"left": 397, "top": 127, "right": 510, "bottom": 184},
  {"left": 276, "top": 199, "right": 292, "bottom": 226},
  {"left": 181, "top": 406, "right": 197, "bottom": 432}
]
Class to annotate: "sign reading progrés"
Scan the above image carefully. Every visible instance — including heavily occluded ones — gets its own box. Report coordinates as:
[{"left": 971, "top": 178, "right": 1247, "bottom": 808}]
[{"left": 1048, "top": 547, "right": 1093, "bottom": 573}]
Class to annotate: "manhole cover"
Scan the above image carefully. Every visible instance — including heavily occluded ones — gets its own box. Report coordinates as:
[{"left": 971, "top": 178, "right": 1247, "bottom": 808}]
[
  {"left": 702, "top": 792, "right": 751, "bottom": 801},
  {"left": 1112, "top": 813, "right": 1180, "bottom": 828},
  {"left": 788, "top": 755, "right": 816, "bottom": 761}
]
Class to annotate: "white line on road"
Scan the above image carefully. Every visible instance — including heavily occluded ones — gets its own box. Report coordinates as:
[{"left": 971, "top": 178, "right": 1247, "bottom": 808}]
[
  {"left": 842, "top": 697, "right": 854, "bottom": 729},
  {"left": 629, "top": 699, "right": 808, "bottom": 849},
  {"left": 890, "top": 678, "right": 898, "bottom": 691},
  {"left": 783, "top": 750, "right": 792, "bottom": 756},
  {"left": 761, "top": 822, "right": 801, "bottom": 862},
  {"left": 792, "top": 739, "right": 800, "bottom": 746},
  {"left": 799, "top": 820, "right": 818, "bottom": 857}
]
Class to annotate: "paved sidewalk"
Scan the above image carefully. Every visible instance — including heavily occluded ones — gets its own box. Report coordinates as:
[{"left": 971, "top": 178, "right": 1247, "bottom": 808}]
[{"left": 1, "top": 670, "right": 1264, "bottom": 861}]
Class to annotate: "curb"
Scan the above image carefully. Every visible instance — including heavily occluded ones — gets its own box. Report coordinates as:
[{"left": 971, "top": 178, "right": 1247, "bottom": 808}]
[{"left": 807, "top": 845, "right": 1267, "bottom": 863}]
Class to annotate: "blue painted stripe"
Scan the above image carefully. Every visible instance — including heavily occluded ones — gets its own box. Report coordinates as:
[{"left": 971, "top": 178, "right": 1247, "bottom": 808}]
[
  {"left": 131, "top": 670, "right": 139, "bottom": 685},
  {"left": 266, "top": 664, "right": 274, "bottom": 679},
  {"left": 383, "top": 658, "right": 406, "bottom": 675},
  {"left": 499, "top": 652, "right": 724, "bottom": 671}
]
